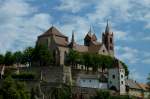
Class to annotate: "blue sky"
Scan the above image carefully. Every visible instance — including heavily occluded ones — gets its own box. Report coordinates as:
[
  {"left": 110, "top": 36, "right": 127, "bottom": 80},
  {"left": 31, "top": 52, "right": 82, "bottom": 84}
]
[{"left": 0, "top": 0, "right": 150, "bottom": 83}]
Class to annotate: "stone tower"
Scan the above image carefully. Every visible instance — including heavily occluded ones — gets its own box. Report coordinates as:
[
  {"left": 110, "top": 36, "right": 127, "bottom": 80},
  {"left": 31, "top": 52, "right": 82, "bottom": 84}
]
[
  {"left": 102, "top": 20, "right": 114, "bottom": 56},
  {"left": 108, "top": 59, "right": 126, "bottom": 95}
]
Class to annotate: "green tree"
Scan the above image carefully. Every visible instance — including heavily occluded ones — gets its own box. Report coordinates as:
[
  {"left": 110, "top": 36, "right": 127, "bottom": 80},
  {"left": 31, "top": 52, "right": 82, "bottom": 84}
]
[
  {"left": 50, "top": 85, "right": 71, "bottom": 99},
  {"left": 23, "top": 47, "right": 34, "bottom": 66},
  {"left": 0, "top": 54, "right": 4, "bottom": 65},
  {"left": 82, "top": 52, "right": 93, "bottom": 71},
  {"left": 32, "top": 45, "right": 53, "bottom": 66},
  {"left": 120, "top": 61, "right": 129, "bottom": 77},
  {"left": 0, "top": 76, "right": 29, "bottom": 99},
  {"left": 13, "top": 51, "right": 23, "bottom": 66},
  {"left": 66, "top": 49, "right": 79, "bottom": 67},
  {"left": 4, "top": 51, "right": 14, "bottom": 66},
  {"left": 91, "top": 54, "right": 100, "bottom": 72},
  {"left": 94, "top": 90, "right": 110, "bottom": 99}
]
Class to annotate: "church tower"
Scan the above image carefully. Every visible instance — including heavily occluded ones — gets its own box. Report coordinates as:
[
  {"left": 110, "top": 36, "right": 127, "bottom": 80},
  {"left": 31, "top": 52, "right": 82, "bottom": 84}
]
[
  {"left": 102, "top": 20, "right": 114, "bottom": 56},
  {"left": 69, "top": 31, "right": 76, "bottom": 48}
]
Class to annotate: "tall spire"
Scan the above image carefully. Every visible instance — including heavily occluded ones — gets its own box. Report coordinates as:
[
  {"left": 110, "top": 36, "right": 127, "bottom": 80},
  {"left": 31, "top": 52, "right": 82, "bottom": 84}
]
[
  {"left": 71, "top": 30, "right": 75, "bottom": 43},
  {"left": 87, "top": 26, "right": 92, "bottom": 37},
  {"left": 105, "top": 20, "right": 111, "bottom": 33}
]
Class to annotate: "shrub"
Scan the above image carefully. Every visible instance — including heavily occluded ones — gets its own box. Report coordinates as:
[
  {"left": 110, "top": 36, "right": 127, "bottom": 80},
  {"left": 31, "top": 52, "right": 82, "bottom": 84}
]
[{"left": 11, "top": 72, "right": 35, "bottom": 80}]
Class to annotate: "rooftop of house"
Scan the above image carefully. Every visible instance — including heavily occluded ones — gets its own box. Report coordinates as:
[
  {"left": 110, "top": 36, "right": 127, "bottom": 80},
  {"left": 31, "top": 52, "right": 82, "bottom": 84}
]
[{"left": 125, "top": 79, "right": 142, "bottom": 90}]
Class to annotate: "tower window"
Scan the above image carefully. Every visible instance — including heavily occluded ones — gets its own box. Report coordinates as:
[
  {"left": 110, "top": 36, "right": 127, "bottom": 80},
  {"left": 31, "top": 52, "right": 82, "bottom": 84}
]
[
  {"left": 103, "top": 50, "right": 105, "bottom": 52},
  {"left": 110, "top": 38, "right": 112, "bottom": 43},
  {"left": 121, "top": 75, "right": 123, "bottom": 78},
  {"left": 112, "top": 75, "right": 115, "bottom": 79},
  {"left": 121, "top": 81, "right": 124, "bottom": 85},
  {"left": 110, "top": 46, "right": 113, "bottom": 50}
]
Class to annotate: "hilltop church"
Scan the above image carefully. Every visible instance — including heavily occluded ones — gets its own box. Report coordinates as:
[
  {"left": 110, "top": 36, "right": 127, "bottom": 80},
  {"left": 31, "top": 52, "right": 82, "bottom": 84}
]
[
  {"left": 36, "top": 21, "right": 127, "bottom": 95},
  {"left": 37, "top": 21, "right": 114, "bottom": 65}
]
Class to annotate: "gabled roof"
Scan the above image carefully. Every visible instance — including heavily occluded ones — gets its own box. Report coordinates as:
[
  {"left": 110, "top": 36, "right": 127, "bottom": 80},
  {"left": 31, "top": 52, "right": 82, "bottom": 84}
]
[
  {"left": 138, "top": 83, "right": 150, "bottom": 91},
  {"left": 125, "top": 79, "right": 142, "bottom": 90},
  {"left": 74, "top": 44, "right": 88, "bottom": 52},
  {"left": 39, "top": 26, "right": 67, "bottom": 38}
]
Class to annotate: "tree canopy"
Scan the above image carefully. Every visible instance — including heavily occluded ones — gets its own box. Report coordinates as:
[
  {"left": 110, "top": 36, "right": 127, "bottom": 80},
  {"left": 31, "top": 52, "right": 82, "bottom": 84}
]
[
  {"left": 0, "top": 45, "right": 53, "bottom": 67},
  {"left": 0, "top": 76, "right": 30, "bottom": 99},
  {"left": 66, "top": 49, "right": 129, "bottom": 76}
]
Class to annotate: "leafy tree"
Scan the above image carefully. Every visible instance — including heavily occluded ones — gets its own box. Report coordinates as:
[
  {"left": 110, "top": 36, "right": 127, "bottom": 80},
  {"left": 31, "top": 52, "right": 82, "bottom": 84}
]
[
  {"left": 30, "top": 84, "right": 43, "bottom": 99},
  {"left": 91, "top": 54, "right": 100, "bottom": 71},
  {"left": 4, "top": 51, "right": 14, "bottom": 66},
  {"left": 82, "top": 52, "right": 93, "bottom": 71},
  {"left": 66, "top": 49, "right": 80, "bottom": 67},
  {"left": 13, "top": 51, "right": 23, "bottom": 65},
  {"left": 120, "top": 61, "right": 129, "bottom": 77},
  {"left": 32, "top": 45, "right": 53, "bottom": 66},
  {"left": 50, "top": 85, "right": 71, "bottom": 99},
  {"left": 0, "top": 54, "right": 4, "bottom": 65},
  {"left": 23, "top": 47, "right": 34, "bottom": 66},
  {"left": 94, "top": 90, "right": 110, "bottom": 99},
  {"left": 0, "top": 76, "right": 29, "bottom": 99}
]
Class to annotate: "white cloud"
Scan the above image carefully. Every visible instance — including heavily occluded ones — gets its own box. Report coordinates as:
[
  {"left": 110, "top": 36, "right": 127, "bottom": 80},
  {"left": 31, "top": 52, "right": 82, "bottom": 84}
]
[
  {"left": 142, "top": 58, "right": 150, "bottom": 64},
  {"left": 129, "top": 69, "right": 144, "bottom": 82},
  {"left": 142, "top": 36, "right": 150, "bottom": 41},
  {"left": 87, "top": 0, "right": 131, "bottom": 23},
  {"left": 115, "top": 46, "right": 139, "bottom": 64},
  {"left": 56, "top": 16, "right": 90, "bottom": 43},
  {"left": 115, "top": 30, "right": 136, "bottom": 41},
  {"left": 0, "top": 0, "right": 52, "bottom": 53},
  {"left": 55, "top": 0, "right": 97, "bottom": 13}
]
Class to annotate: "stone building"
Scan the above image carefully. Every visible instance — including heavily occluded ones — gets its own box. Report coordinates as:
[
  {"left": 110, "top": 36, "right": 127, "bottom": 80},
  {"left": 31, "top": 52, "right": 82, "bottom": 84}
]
[
  {"left": 108, "top": 59, "right": 126, "bottom": 94},
  {"left": 36, "top": 21, "right": 127, "bottom": 95},
  {"left": 37, "top": 21, "right": 114, "bottom": 65}
]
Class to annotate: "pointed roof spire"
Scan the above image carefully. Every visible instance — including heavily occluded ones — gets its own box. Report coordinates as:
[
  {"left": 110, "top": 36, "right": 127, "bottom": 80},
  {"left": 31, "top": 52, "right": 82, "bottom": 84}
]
[
  {"left": 87, "top": 26, "right": 92, "bottom": 37},
  {"left": 105, "top": 19, "right": 111, "bottom": 33},
  {"left": 71, "top": 30, "right": 75, "bottom": 43}
]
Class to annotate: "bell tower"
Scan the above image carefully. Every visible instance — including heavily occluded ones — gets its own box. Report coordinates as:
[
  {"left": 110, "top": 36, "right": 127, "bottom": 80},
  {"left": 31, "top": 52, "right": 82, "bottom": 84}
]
[{"left": 102, "top": 20, "right": 114, "bottom": 56}]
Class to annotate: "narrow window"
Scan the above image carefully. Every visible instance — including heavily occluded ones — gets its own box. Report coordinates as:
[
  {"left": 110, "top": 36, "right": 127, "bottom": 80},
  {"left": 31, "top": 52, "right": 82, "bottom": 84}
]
[
  {"left": 112, "top": 75, "right": 115, "bottom": 79},
  {"left": 103, "top": 50, "right": 105, "bottom": 52},
  {"left": 89, "top": 80, "right": 91, "bottom": 82},
  {"left": 121, "top": 81, "right": 124, "bottom": 85},
  {"left": 110, "top": 38, "right": 112, "bottom": 43},
  {"left": 121, "top": 75, "right": 123, "bottom": 78}
]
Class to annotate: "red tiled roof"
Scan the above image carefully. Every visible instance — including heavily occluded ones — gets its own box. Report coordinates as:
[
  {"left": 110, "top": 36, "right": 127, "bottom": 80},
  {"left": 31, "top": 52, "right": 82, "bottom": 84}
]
[
  {"left": 74, "top": 44, "right": 88, "bottom": 52},
  {"left": 39, "top": 26, "right": 67, "bottom": 38},
  {"left": 54, "top": 36, "right": 68, "bottom": 47}
]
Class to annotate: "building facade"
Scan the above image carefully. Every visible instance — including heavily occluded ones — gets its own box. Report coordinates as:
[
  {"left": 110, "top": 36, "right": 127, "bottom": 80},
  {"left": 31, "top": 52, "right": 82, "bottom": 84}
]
[
  {"left": 37, "top": 21, "right": 114, "bottom": 65},
  {"left": 36, "top": 21, "right": 127, "bottom": 95}
]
